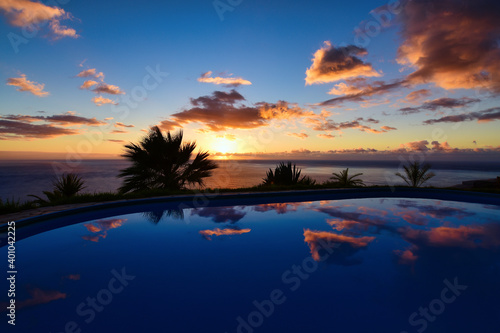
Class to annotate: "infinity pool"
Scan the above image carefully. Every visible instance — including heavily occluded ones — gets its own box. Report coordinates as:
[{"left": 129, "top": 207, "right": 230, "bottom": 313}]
[{"left": 1, "top": 193, "right": 500, "bottom": 332}]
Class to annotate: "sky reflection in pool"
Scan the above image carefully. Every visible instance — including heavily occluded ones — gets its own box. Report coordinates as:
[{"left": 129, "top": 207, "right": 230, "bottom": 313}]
[{"left": 1, "top": 198, "right": 500, "bottom": 332}]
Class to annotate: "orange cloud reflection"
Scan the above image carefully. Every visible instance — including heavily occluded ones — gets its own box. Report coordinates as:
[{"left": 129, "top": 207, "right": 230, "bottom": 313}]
[
  {"left": 199, "top": 228, "right": 251, "bottom": 240},
  {"left": 303, "top": 229, "right": 375, "bottom": 261}
]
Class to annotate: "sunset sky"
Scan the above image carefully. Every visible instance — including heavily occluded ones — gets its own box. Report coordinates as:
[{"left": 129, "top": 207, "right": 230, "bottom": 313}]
[{"left": 1, "top": 0, "right": 499, "bottom": 160}]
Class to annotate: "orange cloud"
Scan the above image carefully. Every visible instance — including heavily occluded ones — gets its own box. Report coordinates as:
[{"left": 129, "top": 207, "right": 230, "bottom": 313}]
[
  {"left": 305, "top": 41, "right": 381, "bottom": 85},
  {"left": 254, "top": 202, "right": 303, "bottom": 214},
  {"left": 49, "top": 17, "right": 77, "bottom": 39},
  {"left": 6, "top": 74, "right": 49, "bottom": 97},
  {"left": 77, "top": 68, "right": 104, "bottom": 80},
  {"left": 403, "top": 89, "right": 432, "bottom": 104},
  {"left": 397, "top": 0, "right": 500, "bottom": 92},
  {"left": 394, "top": 249, "right": 418, "bottom": 265},
  {"left": 111, "top": 129, "right": 127, "bottom": 134},
  {"left": 287, "top": 132, "right": 308, "bottom": 139},
  {"left": 18, "top": 288, "right": 66, "bottom": 309},
  {"left": 318, "top": 134, "right": 335, "bottom": 139},
  {"left": 115, "top": 122, "right": 134, "bottom": 128},
  {"left": 92, "top": 83, "right": 124, "bottom": 95},
  {"left": 319, "top": 79, "right": 408, "bottom": 106},
  {"left": 199, "top": 228, "right": 251, "bottom": 240},
  {"left": 92, "top": 96, "right": 117, "bottom": 106},
  {"left": 0, "top": 0, "right": 77, "bottom": 38},
  {"left": 80, "top": 80, "right": 98, "bottom": 89},
  {"left": 402, "top": 225, "right": 500, "bottom": 249},
  {"left": 198, "top": 71, "right": 252, "bottom": 86},
  {"left": 82, "top": 218, "right": 127, "bottom": 242}
]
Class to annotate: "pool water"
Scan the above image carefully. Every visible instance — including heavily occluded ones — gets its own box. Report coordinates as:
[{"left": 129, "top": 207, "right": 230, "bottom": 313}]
[{"left": 1, "top": 197, "right": 500, "bottom": 332}]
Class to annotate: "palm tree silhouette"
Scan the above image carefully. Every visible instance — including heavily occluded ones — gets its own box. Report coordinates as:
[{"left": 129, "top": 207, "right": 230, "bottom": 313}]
[
  {"left": 118, "top": 126, "right": 217, "bottom": 193},
  {"left": 395, "top": 161, "right": 435, "bottom": 187},
  {"left": 330, "top": 168, "right": 365, "bottom": 187}
]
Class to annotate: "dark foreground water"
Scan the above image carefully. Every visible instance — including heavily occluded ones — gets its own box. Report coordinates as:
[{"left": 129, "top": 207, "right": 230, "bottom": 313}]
[
  {"left": 0, "top": 159, "right": 499, "bottom": 201},
  {"left": 1, "top": 197, "right": 499, "bottom": 332}
]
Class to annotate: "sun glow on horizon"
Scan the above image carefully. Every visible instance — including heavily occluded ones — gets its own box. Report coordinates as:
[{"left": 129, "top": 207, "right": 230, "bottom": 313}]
[{"left": 211, "top": 137, "right": 238, "bottom": 155}]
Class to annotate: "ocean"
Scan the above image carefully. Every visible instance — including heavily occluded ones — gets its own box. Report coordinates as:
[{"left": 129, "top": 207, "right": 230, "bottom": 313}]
[{"left": 0, "top": 159, "right": 499, "bottom": 201}]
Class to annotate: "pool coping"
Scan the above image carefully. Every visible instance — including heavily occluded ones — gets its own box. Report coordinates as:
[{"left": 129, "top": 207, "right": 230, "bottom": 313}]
[{"left": 2, "top": 187, "right": 500, "bottom": 232}]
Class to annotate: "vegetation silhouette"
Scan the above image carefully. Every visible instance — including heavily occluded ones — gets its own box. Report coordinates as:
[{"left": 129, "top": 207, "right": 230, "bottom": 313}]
[
  {"left": 395, "top": 161, "right": 435, "bottom": 187},
  {"left": 143, "top": 207, "right": 185, "bottom": 224},
  {"left": 29, "top": 173, "right": 86, "bottom": 203},
  {"left": 328, "top": 168, "right": 365, "bottom": 187},
  {"left": 262, "top": 161, "right": 316, "bottom": 186},
  {"left": 118, "top": 126, "right": 218, "bottom": 193}
]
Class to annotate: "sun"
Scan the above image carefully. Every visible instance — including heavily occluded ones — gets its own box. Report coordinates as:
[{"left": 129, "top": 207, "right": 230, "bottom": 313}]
[{"left": 211, "top": 137, "right": 237, "bottom": 154}]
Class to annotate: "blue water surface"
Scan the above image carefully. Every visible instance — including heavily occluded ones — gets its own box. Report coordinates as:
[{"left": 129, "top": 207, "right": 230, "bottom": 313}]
[{"left": 1, "top": 197, "right": 500, "bottom": 332}]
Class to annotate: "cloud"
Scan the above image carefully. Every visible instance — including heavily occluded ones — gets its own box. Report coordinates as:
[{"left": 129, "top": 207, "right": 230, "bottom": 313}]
[
  {"left": 193, "top": 207, "right": 246, "bottom": 224},
  {"left": 401, "top": 225, "right": 500, "bottom": 249},
  {"left": 403, "top": 89, "right": 432, "bottom": 104},
  {"left": 303, "top": 229, "right": 375, "bottom": 264},
  {"left": 2, "top": 113, "right": 106, "bottom": 126},
  {"left": 108, "top": 139, "right": 125, "bottom": 143},
  {"left": 92, "top": 96, "right": 117, "bottom": 106},
  {"left": 319, "top": 79, "right": 408, "bottom": 106},
  {"left": 92, "top": 83, "right": 124, "bottom": 95},
  {"left": 399, "top": 97, "right": 481, "bottom": 115},
  {"left": 76, "top": 68, "right": 104, "bottom": 79},
  {"left": 115, "top": 122, "right": 134, "bottom": 128},
  {"left": 198, "top": 71, "right": 252, "bottom": 86},
  {"left": 82, "top": 218, "right": 127, "bottom": 242},
  {"left": 6, "top": 74, "right": 49, "bottom": 97},
  {"left": 305, "top": 42, "right": 381, "bottom": 85},
  {"left": 158, "top": 120, "right": 182, "bottom": 131},
  {"left": 304, "top": 116, "right": 394, "bottom": 134},
  {"left": 199, "top": 227, "right": 251, "bottom": 240},
  {"left": 397, "top": 140, "right": 430, "bottom": 152},
  {"left": 111, "top": 129, "right": 127, "bottom": 134},
  {"left": 318, "top": 134, "right": 335, "bottom": 139},
  {"left": 80, "top": 80, "right": 98, "bottom": 89},
  {"left": 48, "top": 17, "right": 77, "bottom": 39},
  {"left": 0, "top": 0, "right": 78, "bottom": 39},
  {"left": 287, "top": 132, "right": 309, "bottom": 139},
  {"left": 0, "top": 112, "right": 107, "bottom": 140},
  {"left": 170, "top": 90, "right": 265, "bottom": 132},
  {"left": 258, "top": 100, "right": 313, "bottom": 120},
  {"left": 423, "top": 107, "right": 500, "bottom": 125},
  {"left": 0, "top": 119, "right": 79, "bottom": 140},
  {"left": 394, "top": 140, "right": 456, "bottom": 153},
  {"left": 397, "top": 0, "right": 500, "bottom": 93}
]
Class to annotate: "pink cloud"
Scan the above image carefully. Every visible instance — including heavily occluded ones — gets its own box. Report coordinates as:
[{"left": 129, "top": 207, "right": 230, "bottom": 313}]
[{"left": 6, "top": 74, "right": 49, "bottom": 97}]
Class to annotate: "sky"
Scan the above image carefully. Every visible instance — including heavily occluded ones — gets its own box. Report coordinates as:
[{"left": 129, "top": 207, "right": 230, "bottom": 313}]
[{"left": 1, "top": 0, "right": 500, "bottom": 161}]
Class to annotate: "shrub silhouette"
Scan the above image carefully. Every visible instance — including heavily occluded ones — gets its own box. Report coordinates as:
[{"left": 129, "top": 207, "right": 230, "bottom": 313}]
[{"left": 262, "top": 162, "right": 316, "bottom": 186}]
